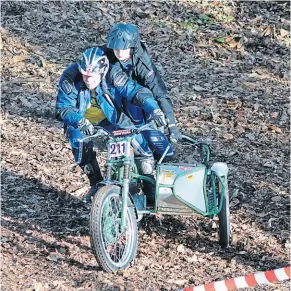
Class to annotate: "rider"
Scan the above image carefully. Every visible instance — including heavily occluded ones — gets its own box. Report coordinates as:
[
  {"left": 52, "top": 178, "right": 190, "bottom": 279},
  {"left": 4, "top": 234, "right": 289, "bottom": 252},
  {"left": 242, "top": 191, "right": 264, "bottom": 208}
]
[
  {"left": 56, "top": 47, "right": 172, "bottom": 203},
  {"left": 105, "top": 22, "right": 183, "bottom": 143}
]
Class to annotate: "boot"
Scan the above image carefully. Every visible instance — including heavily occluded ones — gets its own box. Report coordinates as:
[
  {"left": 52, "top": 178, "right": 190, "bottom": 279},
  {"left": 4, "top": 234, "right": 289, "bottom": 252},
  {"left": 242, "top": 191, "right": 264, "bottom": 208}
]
[{"left": 81, "top": 159, "right": 103, "bottom": 203}]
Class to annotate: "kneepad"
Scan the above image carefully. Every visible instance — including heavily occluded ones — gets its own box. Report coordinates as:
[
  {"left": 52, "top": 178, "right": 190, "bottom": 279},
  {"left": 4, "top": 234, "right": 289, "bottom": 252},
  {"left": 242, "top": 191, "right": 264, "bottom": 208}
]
[{"left": 135, "top": 156, "right": 155, "bottom": 175}]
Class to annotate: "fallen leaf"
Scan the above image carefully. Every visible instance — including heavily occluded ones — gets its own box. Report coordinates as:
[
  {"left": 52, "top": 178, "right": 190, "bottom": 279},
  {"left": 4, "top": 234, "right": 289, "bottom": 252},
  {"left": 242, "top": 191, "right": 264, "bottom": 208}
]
[
  {"left": 271, "top": 112, "right": 279, "bottom": 118},
  {"left": 257, "top": 211, "right": 271, "bottom": 218},
  {"left": 271, "top": 196, "right": 282, "bottom": 202},
  {"left": 226, "top": 100, "right": 242, "bottom": 109},
  {"left": 245, "top": 133, "right": 255, "bottom": 140},
  {"left": 261, "top": 26, "right": 272, "bottom": 37},
  {"left": 237, "top": 126, "right": 245, "bottom": 134},
  {"left": 11, "top": 55, "right": 26, "bottom": 62},
  {"left": 181, "top": 105, "right": 200, "bottom": 112},
  {"left": 236, "top": 38, "right": 243, "bottom": 49},
  {"left": 186, "top": 255, "right": 198, "bottom": 263},
  {"left": 253, "top": 103, "right": 260, "bottom": 110},
  {"left": 230, "top": 198, "right": 240, "bottom": 207},
  {"left": 268, "top": 125, "right": 282, "bottom": 133},
  {"left": 224, "top": 36, "right": 233, "bottom": 43},
  {"left": 223, "top": 133, "right": 233, "bottom": 140},
  {"left": 263, "top": 160, "right": 274, "bottom": 168},
  {"left": 177, "top": 244, "right": 186, "bottom": 253},
  {"left": 228, "top": 40, "right": 237, "bottom": 48},
  {"left": 280, "top": 28, "right": 289, "bottom": 38},
  {"left": 47, "top": 254, "right": 62, "bottom": 262},
  {"left": 169, "top": 279, "right": 188, "bottom": 285},
  {"left": 59, "top": 247, "right": 67, "bottom": 254},
  {"left": 73, "top": 186, "right": 89, "bottom": 197},
  {"left": 193, "top": 85, "right": 206, "bottom": 91}
]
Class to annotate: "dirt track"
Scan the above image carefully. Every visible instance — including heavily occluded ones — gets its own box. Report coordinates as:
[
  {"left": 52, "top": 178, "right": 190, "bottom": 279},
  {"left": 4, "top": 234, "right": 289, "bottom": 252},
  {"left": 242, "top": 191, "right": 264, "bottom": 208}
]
[{"left": 1, "top": 1, "right": 290, "bottom": 290}]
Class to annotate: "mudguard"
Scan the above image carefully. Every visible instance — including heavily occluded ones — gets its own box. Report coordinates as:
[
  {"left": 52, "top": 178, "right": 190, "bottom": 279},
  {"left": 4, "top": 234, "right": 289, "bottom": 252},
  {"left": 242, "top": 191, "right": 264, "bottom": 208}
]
[{"left": 211, "top": 162, "right": 228, "bottom": 177}]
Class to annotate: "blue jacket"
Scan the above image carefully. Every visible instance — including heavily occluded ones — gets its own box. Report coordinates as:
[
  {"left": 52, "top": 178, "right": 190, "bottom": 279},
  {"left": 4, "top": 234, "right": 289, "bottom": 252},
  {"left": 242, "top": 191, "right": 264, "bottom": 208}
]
[{"left": 55, "top": 63, "right": 159, "bottom": 129}]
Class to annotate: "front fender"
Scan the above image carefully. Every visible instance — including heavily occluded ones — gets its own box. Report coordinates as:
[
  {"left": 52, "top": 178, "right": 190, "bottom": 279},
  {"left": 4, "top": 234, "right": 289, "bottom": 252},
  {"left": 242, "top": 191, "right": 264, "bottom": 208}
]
[{"left": 211, "top": 162, "right": 228, "bottom": 177}]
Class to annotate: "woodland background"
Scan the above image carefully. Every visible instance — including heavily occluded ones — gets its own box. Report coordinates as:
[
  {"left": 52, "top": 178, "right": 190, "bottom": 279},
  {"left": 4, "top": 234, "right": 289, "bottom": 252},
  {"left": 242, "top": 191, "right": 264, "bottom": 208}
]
[{"left": 1, "top": 1, "right": 290, "bottom": 290}]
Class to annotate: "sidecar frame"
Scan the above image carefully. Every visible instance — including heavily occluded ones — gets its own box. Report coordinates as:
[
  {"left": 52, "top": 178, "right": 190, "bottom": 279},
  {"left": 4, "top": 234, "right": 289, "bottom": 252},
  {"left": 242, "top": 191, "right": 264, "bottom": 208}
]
[{"left": 135, "top": 135, "right": 228, "bottom": 217}]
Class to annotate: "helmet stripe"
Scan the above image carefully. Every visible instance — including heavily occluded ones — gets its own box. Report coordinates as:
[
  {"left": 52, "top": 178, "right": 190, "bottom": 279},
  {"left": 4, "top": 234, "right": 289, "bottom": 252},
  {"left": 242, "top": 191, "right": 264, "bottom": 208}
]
[
  {"left": 94, "top": 48, "right": 98, "bottom": 63},
  {"left": 88, "top": 48, "right": 94, "bottom": 65},
  {"left": 83, "top": 51, "right": 89, "bottom": 68}
]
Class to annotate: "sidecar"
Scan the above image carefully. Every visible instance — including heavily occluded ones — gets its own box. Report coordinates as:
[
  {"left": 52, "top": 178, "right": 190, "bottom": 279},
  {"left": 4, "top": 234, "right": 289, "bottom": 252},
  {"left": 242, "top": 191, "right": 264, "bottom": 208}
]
[{"left": 139, "top": 135, "right": 230, "bottom": 247}]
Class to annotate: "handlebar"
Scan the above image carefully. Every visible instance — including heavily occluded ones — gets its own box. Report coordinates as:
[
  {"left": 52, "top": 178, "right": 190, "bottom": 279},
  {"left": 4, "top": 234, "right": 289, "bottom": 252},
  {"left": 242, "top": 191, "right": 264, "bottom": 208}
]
[
  {"left": 92, "top": 121, "right": 157, "bottom": 139},
  {"left": 181, "top": 134, "right": 211, "bottom": 165},
  {"left": 89, "top": 123, "right": 210, "bottom": 165}
]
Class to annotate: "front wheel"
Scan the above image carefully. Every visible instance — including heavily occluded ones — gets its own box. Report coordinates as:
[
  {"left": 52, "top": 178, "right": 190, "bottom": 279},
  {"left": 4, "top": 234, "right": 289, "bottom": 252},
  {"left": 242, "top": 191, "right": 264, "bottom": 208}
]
[
  {"left": 218, "top": 176, "right": 230, "bottom": 247},
  {"left": 90, "top": 185, "right": 138, "bottom": 272}
]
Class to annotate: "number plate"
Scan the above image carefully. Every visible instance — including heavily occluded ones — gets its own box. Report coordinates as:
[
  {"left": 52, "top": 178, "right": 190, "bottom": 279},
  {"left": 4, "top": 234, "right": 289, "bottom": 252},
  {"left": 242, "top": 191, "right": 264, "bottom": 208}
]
[{"left": 109, "top": 141, "right": 126, "bottom": 158}]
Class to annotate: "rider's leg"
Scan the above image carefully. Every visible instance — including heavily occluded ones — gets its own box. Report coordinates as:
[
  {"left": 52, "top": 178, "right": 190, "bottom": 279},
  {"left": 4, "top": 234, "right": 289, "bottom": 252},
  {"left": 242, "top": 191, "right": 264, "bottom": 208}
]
[
  {"left": 67, "top": 126, "right": 103, "bottom": 202},
  {"left": 139, "top": 130, "right": 174, "bottom": 207},
  {"left": 132, "top": 134, "right": 156, "bottom": 207},
  {"left": 75, "top": 121, "right": 120, "bottom": 202},
  {"left": 142, "top": 129, "right": 174, "bottom": 162},
  {"left": 79, "top": 156, "right": 103, "bottom": 202}
]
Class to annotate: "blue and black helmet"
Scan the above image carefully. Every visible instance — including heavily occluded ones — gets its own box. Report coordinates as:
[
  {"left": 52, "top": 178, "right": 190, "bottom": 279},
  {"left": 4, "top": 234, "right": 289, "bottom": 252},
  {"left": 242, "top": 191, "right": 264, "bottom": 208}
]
[
  {"left": 78, "top": 47, "right": 109, "bottom": 77},
  {"left": 107, "top": 23, "right": 140, "bottom": 50}
]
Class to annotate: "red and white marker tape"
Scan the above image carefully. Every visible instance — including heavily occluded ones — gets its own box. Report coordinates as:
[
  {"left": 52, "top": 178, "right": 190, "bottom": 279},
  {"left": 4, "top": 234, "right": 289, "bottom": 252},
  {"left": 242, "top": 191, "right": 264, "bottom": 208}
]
[{"left": 178, "top": 266, "right": 291, "bottom": 291}]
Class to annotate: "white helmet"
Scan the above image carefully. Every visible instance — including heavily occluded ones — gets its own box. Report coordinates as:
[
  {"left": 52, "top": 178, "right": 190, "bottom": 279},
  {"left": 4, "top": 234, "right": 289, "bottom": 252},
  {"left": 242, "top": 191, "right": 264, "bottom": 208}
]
[{"left": 78, "top": 47, "right": 109, "bottom": 78}]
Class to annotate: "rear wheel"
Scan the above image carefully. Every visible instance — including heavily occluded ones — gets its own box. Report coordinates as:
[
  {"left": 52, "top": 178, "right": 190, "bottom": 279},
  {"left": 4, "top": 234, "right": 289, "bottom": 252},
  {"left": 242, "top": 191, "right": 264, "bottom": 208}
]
[
  {"left": 217, "top": 176, "right": 230, "bottom": 247},
  {"left": 90, "top": 185, "right": 138, "bottom": 272}
]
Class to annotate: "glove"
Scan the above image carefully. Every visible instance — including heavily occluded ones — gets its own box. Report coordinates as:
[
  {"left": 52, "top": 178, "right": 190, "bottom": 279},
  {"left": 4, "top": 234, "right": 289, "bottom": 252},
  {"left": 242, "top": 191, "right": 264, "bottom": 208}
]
[
  {"left": 169, "top": 125, "right": 182, "bottom": 143},
  {"left": 152, "top": 109, "right": 167, "bottom": 127},
  {"left": 78, "top": 118, "right": 94, "bottom": 135}
]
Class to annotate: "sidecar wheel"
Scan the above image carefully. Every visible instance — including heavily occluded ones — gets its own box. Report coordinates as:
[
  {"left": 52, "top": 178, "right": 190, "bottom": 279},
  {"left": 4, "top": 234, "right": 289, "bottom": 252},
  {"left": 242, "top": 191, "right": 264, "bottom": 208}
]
[
  {"left": 90, "top": 185, "right": 138, "bottom": 272},
  {"left": 218, "top": 177, "right": 230, "bottom": 247}
]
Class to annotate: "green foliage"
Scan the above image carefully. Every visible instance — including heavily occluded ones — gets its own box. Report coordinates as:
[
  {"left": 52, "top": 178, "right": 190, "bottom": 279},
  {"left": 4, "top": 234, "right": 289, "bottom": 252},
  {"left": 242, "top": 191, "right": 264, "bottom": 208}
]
[
  {"left": 199, "top": 14, "right": 210, "bottom": 22},
  {"left": 215, "top": 37, "right": 225, "bottom": 43},
  {"left": 152, "top": 20, "right": 167, "bottom": 28},
  {"left": 215, "top": 13, "right": 234, "bottom": 23},
  {"left": 199, "top": 14, "right": 216, "bottom": 25},
  {"left": 182, "top": 17, "right": 199, "bottom": 33}
]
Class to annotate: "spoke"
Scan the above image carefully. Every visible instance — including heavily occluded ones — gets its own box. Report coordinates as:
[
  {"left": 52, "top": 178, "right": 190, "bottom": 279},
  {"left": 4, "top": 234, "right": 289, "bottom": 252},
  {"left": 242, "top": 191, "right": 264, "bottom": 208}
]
[
  {"left": 118, "top": 242, "right": 122, "bottom": 261},
  {"left": 118, "top": 239, "right": 125, "bottom": 257},
  {"left": 116, "top": 230, "right": 127, "bottom": 260},
  {"left": 112, "top": 242, "right": 119, "bottom": 262},
  {"left": 99, "top": 193, "right": 133, "bottom": 265},
  {"left": 118, "top": 241, "right": 123, "bottom": 261},
  {"left": 107, "top": 244, "right": 113, "bottom": 256}
]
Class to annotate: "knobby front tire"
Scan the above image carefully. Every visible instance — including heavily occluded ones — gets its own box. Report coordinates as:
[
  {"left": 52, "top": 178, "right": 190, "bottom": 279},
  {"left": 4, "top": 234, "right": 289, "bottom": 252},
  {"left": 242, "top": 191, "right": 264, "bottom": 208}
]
[{"left": 90, "top": 185, "right": 138, "bottom": 272}]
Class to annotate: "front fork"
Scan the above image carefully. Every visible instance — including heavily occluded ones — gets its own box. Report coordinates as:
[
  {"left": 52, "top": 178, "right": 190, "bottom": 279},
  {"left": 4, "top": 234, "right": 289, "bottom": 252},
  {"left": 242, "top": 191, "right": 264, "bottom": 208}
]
[{"left": 120, "top": 142, "right": 131, "bottom": 232}]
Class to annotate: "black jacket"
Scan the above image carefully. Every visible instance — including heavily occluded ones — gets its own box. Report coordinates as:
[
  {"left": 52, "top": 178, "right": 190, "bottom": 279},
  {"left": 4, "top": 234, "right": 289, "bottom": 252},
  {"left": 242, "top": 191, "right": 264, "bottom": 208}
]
[{"left": 101, "top": 43, "right": 176, "bottom": 125}]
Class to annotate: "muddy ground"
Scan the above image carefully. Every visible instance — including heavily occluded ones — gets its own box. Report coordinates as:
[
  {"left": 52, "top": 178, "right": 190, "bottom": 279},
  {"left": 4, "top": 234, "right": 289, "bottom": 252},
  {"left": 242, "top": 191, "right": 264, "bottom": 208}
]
[{"left": 1, "top": 1, "right": 290, "bottom": 290}]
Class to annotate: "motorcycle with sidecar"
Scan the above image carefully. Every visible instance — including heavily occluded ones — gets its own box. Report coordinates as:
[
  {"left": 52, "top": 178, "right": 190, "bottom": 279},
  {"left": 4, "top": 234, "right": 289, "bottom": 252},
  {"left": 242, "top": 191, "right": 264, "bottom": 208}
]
[{"left": 84, "top": 124, "right": 230, "bottom": 272}]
